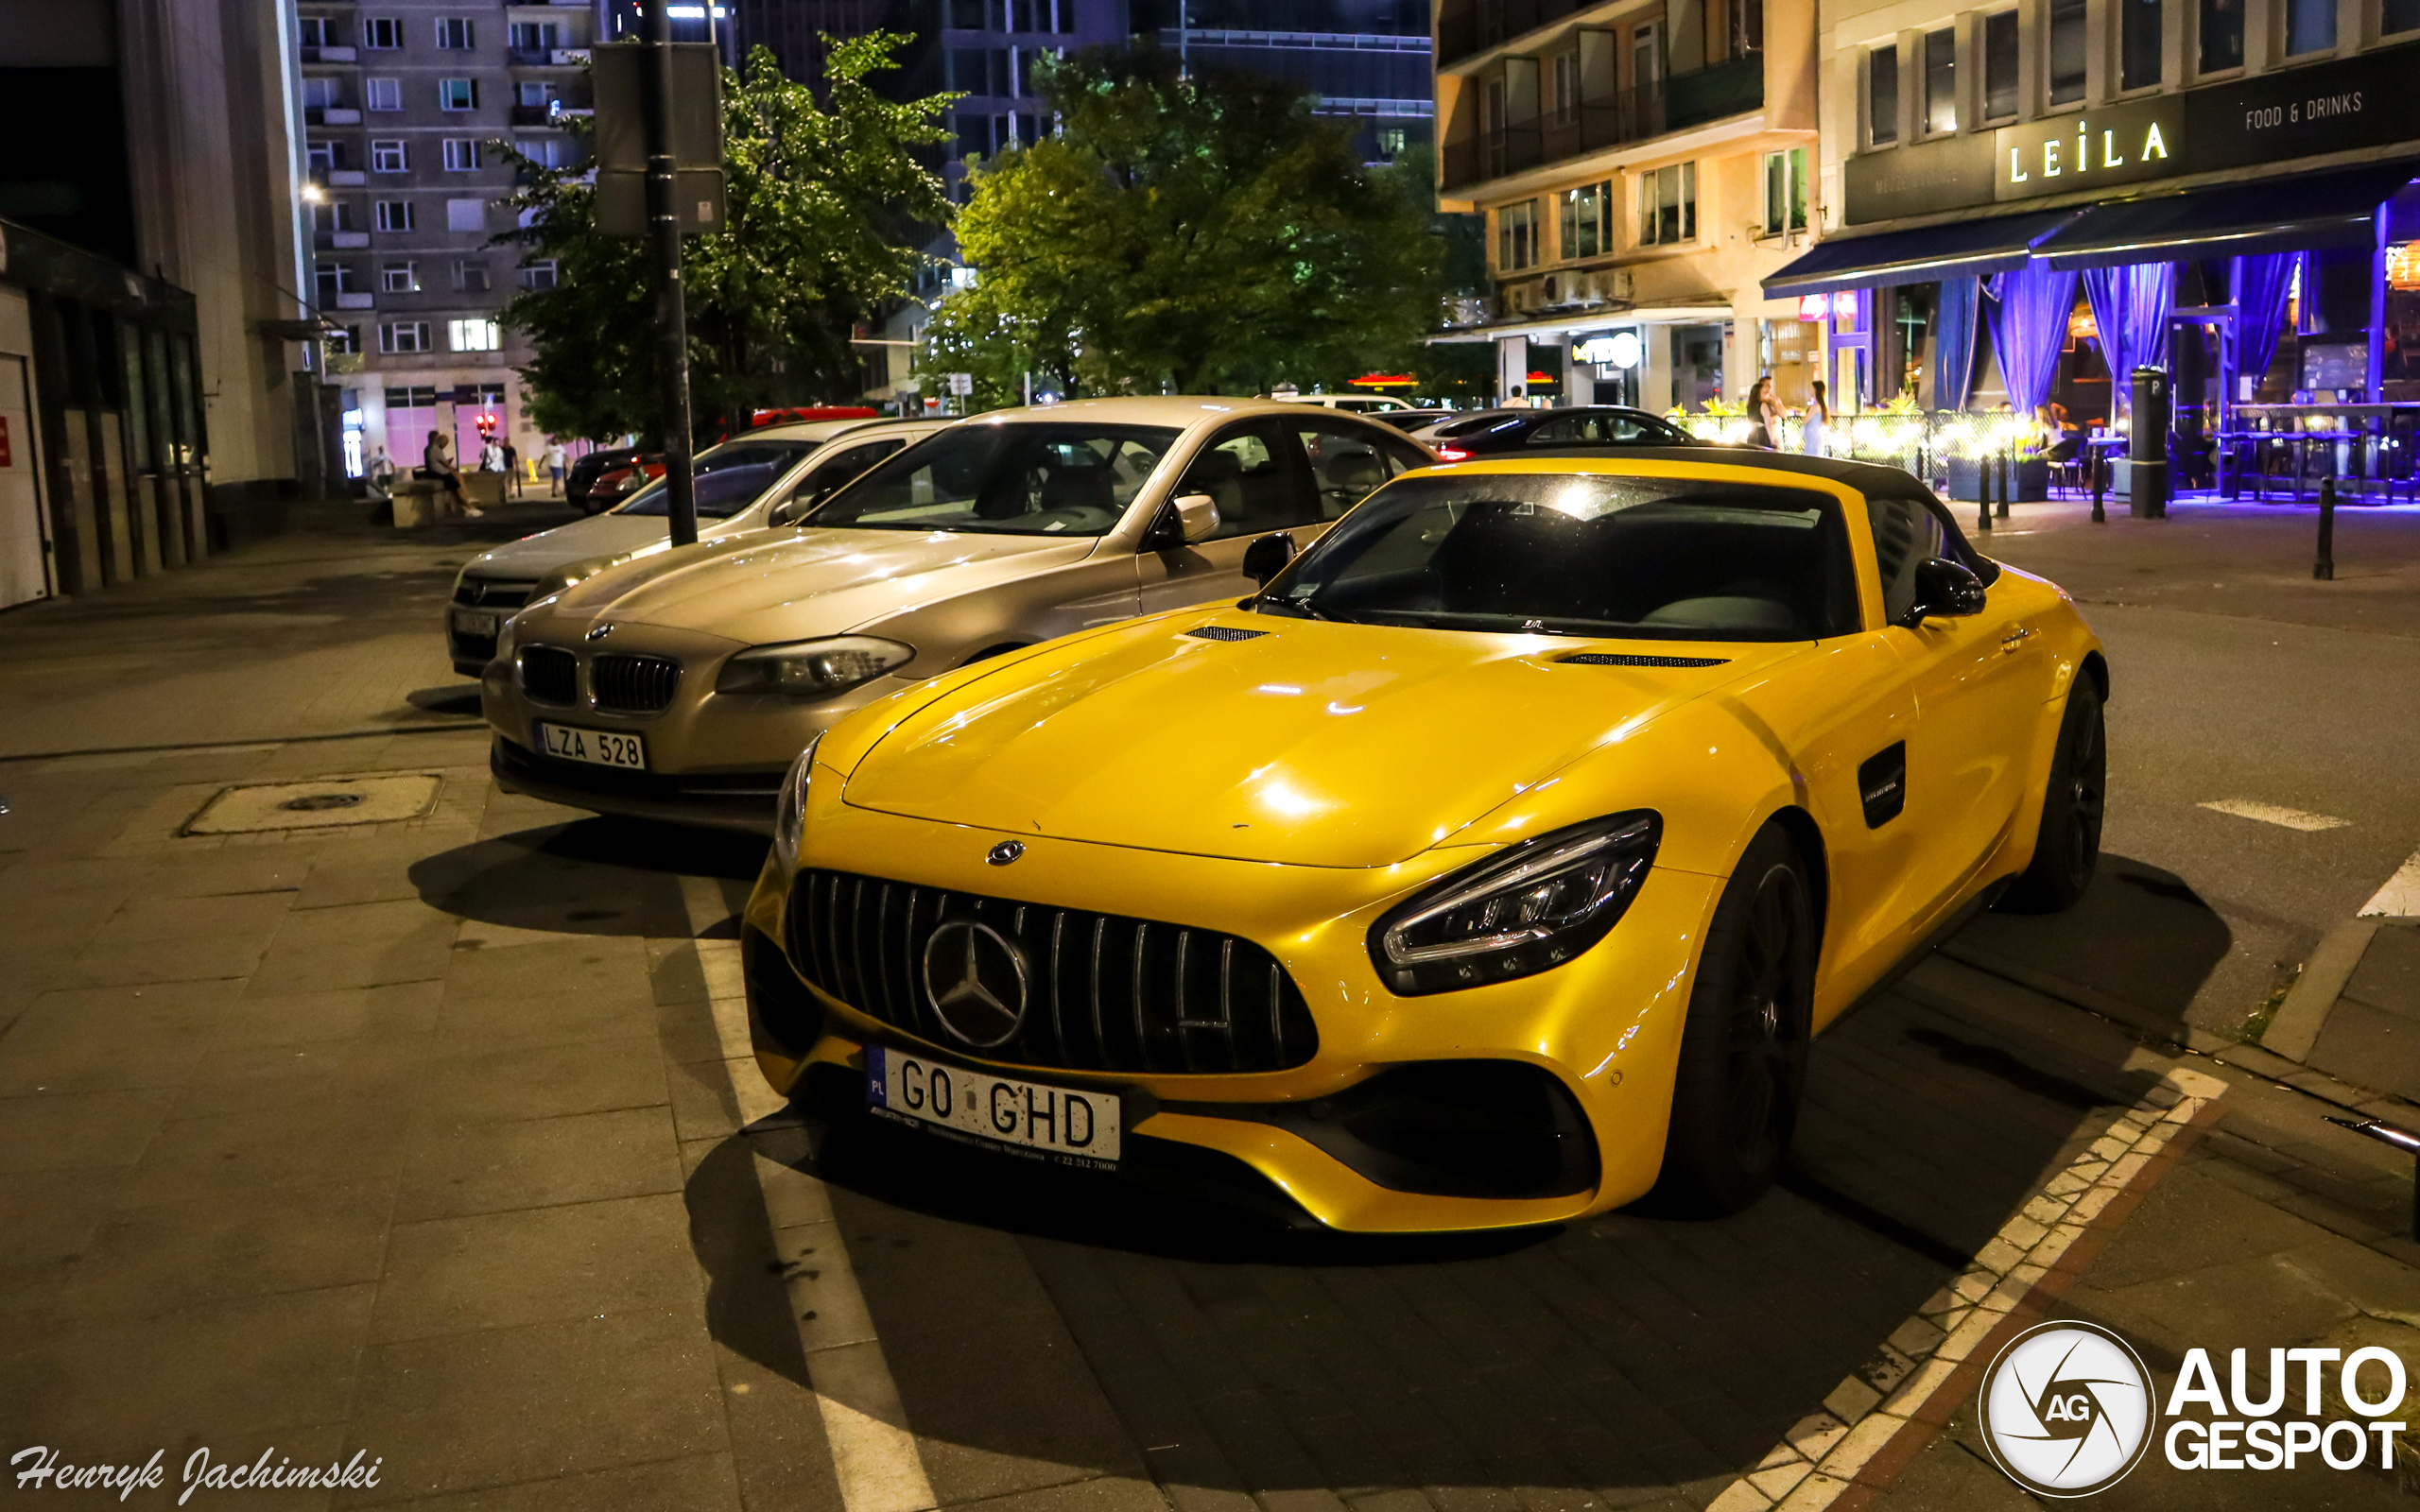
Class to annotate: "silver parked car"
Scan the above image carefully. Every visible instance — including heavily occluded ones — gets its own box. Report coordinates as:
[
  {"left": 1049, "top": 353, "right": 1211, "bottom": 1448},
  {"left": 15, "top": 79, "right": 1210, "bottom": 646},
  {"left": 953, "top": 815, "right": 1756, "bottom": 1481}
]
[
  {"left": 481, "top": 397, "right": 1432, "bottom": 831},
  {"left": 444, "top": 419, "right": 946, "bottom": 674}
]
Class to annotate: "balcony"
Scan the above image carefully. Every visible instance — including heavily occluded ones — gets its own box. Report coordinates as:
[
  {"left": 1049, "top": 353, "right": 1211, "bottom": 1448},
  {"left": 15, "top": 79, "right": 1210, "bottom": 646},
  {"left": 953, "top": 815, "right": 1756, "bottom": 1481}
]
[
  {"left": 1439, "top": 0, "right": 1598, "bottom": 69},
  {"left": 303, "top": 45, "right": 358, "bottom": 62},
  {"left": 333, "top": 291, "right": 376, "bottom": 310},
  {"left": 510, "top": 103, "right": 560, "bottom": 127},
  {"left": 1440, "top": 56, "right": 1764, "bottom": 194},
  {"left": 325, "top": 168, "right": 366, "bottom": 186},
  {"left": 318, "top": 230, "right": 371, "bottom": 249},
  {"left": 508, "top": 46, "right": 591, "bottom": 65},
  {"left": 305, "top": 106, "right": 362, "bottom": 126}
]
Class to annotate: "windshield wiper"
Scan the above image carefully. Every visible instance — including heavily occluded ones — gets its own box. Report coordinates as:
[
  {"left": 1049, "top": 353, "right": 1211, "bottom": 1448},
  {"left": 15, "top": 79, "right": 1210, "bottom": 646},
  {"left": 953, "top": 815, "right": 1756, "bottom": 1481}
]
[{"left": 1249, "top": 593, "right": 1342, "bottom": 622}]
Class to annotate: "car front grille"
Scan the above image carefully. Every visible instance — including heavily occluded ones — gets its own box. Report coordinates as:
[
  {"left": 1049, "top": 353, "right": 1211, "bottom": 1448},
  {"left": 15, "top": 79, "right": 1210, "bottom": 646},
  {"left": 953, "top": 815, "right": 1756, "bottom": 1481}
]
[
  {"left": 592, "top": 654, "right": 680, "bottom": 713},
  {"left": 454, "top": 577, "right": 536, "bottom": 610},
  {"left": 520, "top": 645, "right": 579, "bottom": 705},
  {"left": 787, "top": 869, "right": 1319, "bottom": 1075}
]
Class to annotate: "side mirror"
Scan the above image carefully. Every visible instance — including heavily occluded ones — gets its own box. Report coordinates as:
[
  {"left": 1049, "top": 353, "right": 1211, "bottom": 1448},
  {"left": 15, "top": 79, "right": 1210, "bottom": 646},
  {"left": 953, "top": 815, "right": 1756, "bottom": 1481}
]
[
  {"left": 1242, "top": 531, "right": 1296, "bottom": 588},
  {"left": 1902, "top": 557, "right": 1987, "bottom": 627},
  {"left": 1172, "top": 491, "right": 1220, "bottom": 544}
]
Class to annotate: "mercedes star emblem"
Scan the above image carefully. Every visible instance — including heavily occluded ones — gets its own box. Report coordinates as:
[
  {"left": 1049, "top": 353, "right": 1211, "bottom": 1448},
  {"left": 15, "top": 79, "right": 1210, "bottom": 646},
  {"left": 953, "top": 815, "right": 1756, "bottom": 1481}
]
[
  {"left": 987, "top": 839, "right": 1025, "bottom": 866},
  {"left": 921, "top": 921, "right": 1029, "bottom": 1048}
]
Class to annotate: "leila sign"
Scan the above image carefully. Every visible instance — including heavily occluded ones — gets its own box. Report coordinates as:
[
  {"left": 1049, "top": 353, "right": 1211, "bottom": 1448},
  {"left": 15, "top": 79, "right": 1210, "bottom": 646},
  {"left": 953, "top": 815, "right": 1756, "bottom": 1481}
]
[{"left": 1995, "top": 97, "right": 2183, "bottom": 200}]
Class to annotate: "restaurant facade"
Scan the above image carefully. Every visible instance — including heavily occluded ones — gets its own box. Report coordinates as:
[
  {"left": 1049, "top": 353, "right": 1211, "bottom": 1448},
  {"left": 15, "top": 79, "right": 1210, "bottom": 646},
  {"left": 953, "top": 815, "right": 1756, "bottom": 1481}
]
[{"left": 1768, "top": 0, "right": 2420, "bottom": 489}]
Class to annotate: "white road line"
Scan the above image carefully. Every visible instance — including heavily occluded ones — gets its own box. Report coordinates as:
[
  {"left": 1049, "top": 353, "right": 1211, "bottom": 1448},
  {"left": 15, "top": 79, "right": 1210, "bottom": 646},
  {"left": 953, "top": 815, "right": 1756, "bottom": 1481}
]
[
  {"left": 2197, "top": 799, "right": 2350, "bottom": 832},
  {"left": 681, "top": 875, "right": 940, "bottom": 1512},
  {"left": 1703, "top": 1066, "right": 2229, "bottom": 1512},
  {"left": 2360, "top": 850, "right": 2420, "bottom": 918}
]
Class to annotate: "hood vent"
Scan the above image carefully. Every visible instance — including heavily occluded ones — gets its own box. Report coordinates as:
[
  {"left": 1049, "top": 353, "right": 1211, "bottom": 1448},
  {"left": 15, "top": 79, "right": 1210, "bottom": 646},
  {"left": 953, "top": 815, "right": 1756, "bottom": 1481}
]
[
  {"left": 1558, "top": 652, "right": 1730, "bottom": 669},
  {"left": 1185, "top": 626, "right": 1269, "bottom": 643}
]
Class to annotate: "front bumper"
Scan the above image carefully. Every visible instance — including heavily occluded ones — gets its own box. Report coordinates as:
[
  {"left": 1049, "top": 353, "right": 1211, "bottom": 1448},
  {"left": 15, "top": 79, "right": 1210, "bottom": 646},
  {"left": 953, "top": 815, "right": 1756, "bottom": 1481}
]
[{"left": 740, "top": 796, "right": 1723, "bottom": 1233}]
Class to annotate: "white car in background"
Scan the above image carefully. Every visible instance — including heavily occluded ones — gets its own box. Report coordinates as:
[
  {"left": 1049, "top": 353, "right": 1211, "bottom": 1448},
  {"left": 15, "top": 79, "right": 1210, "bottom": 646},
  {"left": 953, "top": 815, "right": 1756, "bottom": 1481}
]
[
  {"left": 445, "top": 419, "right": 947, "bottom": 674},
  {"left": 1265, "top": 393, "right": 1416, "bottom": 414}
]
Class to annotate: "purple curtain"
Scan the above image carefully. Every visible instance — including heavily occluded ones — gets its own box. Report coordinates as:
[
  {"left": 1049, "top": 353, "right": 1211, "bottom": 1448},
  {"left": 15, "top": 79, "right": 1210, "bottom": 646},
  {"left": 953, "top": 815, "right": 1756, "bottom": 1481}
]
[
  {"left": 2083, "top": 264, "right": 2175, "bottom": 407},
  {"left": 1984, "top": 264, "right": 2080, "bottom": 415},
  {"left": 1932, "top": 276, "right": 1981, "bottom": 412},
  {"left": 2230, "top": 253, "right": 2294, "bottom": 398}
]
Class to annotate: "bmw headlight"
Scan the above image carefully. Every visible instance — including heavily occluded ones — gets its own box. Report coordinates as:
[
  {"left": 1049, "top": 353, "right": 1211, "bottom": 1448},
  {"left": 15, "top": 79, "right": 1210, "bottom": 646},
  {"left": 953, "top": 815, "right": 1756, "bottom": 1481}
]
[
  {"left": 716, "top": 636, "right": 914, "bottom": 699},
  {"left": 493, "top": 613, "right": 519, "bottom": 662},
  {"left": 1371, "top": 812, "right": 1661, "bottom": 995},
  {"left": 771, "top": 732, "right": 822, "bottom": 874}
]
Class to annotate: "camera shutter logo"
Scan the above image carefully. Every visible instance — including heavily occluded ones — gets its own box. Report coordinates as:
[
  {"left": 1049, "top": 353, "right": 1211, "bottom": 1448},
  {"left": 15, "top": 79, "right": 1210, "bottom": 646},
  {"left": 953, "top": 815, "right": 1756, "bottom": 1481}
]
[
  {"left": 921, "top": 921, "right": 1028, "bottom": 1048},
  {"left": 1979, "top": 1320, "right": 2157, "bottom": 1497}
]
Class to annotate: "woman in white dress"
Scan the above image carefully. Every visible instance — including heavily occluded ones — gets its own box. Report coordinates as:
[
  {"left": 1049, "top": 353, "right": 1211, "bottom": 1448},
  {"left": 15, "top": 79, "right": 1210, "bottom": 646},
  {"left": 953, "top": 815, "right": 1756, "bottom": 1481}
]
[{"left": 1801, "top": 379, "right": 1831, "bottom": 457}]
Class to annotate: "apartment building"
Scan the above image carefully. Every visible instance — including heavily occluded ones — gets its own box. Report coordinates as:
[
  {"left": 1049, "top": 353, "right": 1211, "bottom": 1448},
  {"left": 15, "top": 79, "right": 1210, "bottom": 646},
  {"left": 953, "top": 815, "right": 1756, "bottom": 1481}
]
[
  {"left": 1132, "top": 0, "right": 1437, "bottom": 165},
  {"left": 1772, "top": 0, "right": 2420, "bottom": 427},
  {"left": 1431, "top": 0, "right": 1819, "bottom": 410},
  {"left": 296, "top": 0, "right": 596, "bottom": 475}
]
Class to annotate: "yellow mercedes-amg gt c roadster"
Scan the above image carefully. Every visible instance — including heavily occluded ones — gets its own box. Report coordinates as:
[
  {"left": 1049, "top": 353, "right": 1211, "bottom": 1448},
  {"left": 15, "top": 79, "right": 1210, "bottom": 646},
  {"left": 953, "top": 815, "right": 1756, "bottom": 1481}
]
[{"left": 739, "top": 453, "right": 2108, "bottom": 1231}]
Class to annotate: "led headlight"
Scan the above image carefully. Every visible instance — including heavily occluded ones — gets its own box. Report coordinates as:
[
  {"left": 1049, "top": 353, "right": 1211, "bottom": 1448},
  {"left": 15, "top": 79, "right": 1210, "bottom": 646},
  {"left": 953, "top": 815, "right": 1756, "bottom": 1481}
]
[
  {"left": 716, "top": 636, "right": 914, "bottom": 699},
  {"left": 1371, "top": 812, "right": 1661, "bottom": 995},
  {"left": 771, "top": 732, "right": 822, "bottom": 874}
]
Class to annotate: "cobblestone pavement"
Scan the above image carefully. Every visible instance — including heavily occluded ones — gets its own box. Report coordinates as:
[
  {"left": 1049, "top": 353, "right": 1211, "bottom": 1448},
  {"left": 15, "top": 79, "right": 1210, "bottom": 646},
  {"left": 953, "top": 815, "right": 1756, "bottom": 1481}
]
[{"left": 1, "top": 507, "right": 2417, "bottom": 1510}]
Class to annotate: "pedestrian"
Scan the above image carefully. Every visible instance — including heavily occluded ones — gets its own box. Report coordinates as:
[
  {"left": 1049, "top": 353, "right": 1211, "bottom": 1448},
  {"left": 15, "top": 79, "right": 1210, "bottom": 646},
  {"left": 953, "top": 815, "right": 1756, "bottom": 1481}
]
[
  {"left": 1503, "top": 385, "right": 1530, "bottom": 410},
  {"left": 543, "top": 438, "right": 566, "bottom": 496},
  {"left": 423, "top": 430, "right": 476, "bottom": 518},
  {"left": 502, "top": 438, "right": 521, "bottom": 498},
  {"left": 1746, "top": 376, "right": 1780, "bottom": 449},
  {"left": 365, "top": 446, "right": 396, "bottom": 501},
  {"left": 478, "top": 437, "right": 505, "bottom": 473},
  {"left": 1801, "top": 380, "right": 1831, "bottom": 457}
]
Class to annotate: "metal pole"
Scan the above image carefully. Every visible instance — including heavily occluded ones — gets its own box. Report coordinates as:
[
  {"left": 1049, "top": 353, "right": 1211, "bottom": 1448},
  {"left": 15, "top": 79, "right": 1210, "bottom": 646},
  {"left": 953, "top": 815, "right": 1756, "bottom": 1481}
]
[
  {"left": 646, "top": 4, "right": 699, "bottom": 548},
  {"left": 1996, "top": 446, "right": 2012, "bottom": 521},
  {"left": 2091, "top": 451, "right": 2106, "bottom": 524},
  {"left": 2326, "top": 1117, "right": 2420, "bottom": 1240},
  {"left": 1977, "top": 449, "right": 1993, "bottom": 535},
  {"left": 2316, "top": 475, "right": 2336, "bottom": 581}
]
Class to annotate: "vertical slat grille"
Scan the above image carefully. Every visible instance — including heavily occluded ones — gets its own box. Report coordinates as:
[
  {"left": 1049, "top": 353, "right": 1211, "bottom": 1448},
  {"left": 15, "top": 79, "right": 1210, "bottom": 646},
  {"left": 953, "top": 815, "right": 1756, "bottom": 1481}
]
[
  {"left": 591, "top": 654, "right": 681, "bottom": 713},
  {"left": 519, "top": 645, "right": 578, "bottom": 705},
  {"left": 786, "top": 868, "right": 1318, "bottom": 1074}
]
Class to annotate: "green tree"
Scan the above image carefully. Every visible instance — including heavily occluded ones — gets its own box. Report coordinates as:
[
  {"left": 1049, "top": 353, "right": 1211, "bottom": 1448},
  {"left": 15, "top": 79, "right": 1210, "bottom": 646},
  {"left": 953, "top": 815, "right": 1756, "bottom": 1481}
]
[
  {"left": 497, "top": 36, "right": 953, "bottom": 442},
  {"left": 925, "top": 50, "right": 1450, "bottom": 402}
]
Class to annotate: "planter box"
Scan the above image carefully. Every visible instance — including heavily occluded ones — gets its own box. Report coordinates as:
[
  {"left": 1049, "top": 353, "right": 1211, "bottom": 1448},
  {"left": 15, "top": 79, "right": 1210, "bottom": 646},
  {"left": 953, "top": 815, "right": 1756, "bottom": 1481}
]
[{"left": 1945, "top": 456, "right": 2050, "bottom": 503}]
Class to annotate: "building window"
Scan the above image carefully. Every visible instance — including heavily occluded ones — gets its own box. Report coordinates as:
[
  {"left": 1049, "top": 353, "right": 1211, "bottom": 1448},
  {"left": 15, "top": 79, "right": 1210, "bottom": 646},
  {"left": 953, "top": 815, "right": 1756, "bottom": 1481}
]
[
  {"left": 1983, "top": 11, "right": 2019, "bottom": 118},
  {"left": 307, "top": 142, "right": 337, "bottom": 176},
  {"left": 1922, "top": 28, "right": 1955, "bottom": 134},
  {"left": 1637, "top": 162, "right": 1696, "bottom": 246},
  {"left": 445, "top": 198, "right": 486, "bottom": 232},
  {"left": 1559, "top": 180, "right": 1613, "bottom": 259},
  {"left": 374, "top": 200, "right": 415, "bottom": 232},
  {"left": 2285, "top": 0, "right": 2334, "bottom": 54},
  {"left": 313, "top": 264, "right": 356, "bottom": 297},
  {"left": 1867, "top": 45, "right": 1898, "bottom": 146},
  {"left": 508, "top": 21, "right": 559, "bottom": 49},
  {"left": 516, "top": 80, "right": 558, "bottom": 110},
  {"left": 1375, "top": 127, "right": 1407, "bottom": 158},
  {"left": 386, "top": 385, "right": 438, "bottom": 408},
  {"left": 1551, "top": 50, "right": 1581, "bottom": 126},
  {"left": 312, "top": 199, "right": 356, "bottom": 232},
  {"left": 2390, "top": 0, "right": 2420, "bottom": 34},
  {"left": 2048, "top": 0, "right": 2087, "bottom": 104},
  {"left": 363, "top": 16, "right": 402, "bottom": 48},
  {"left": 518, "top": 136, "right": 577, "bottom": 169},
  {"left": 2199, "top": 0, "right": 2245, "bottom": 68},
  {"left": 299, "top": 16, "right": 333, "bottom": 47},
  {"left": 1760, "top": 147, "right": 1806, "bottom": 236},
  {"left": 439, "top": 78, "right": 477, "bottom": 111},
  {"left": 303, "top": 77, "right": 340, "bottom": 110},
  {"left": 435, "top": 17, "right": 474, "bottom": 48},
  {"left": 371, "top": 139, "right": 408, "bottom": 173},
  {"left": 441, "top": 139, "right": 481, "bottom": 172},
  {"left": 521, "top": 258, "right": 560, "bottom": 290},
  {"left": 326, "top": 326, "right": 359, "bottom": 355},
  {"left": 448, "top": 318, "right": 502, "bottom": 352},
  {"left": 455, "top": 260, "right": 491, "bottom": 292},
  {"left": 1496, "top": 199, "right": 1540, "bottom": 272},
  {"left": 380, "top": 261, "right": 420, "bottom": 292},
  {"left": 2120, "top": 0, "right": 2163, "bottom": 90},
  {"left": 377, "top": 320, "right": 429, "bottom": 353},
  {"left": 366, "top": 77, "right": 402, "bottom": 112}
]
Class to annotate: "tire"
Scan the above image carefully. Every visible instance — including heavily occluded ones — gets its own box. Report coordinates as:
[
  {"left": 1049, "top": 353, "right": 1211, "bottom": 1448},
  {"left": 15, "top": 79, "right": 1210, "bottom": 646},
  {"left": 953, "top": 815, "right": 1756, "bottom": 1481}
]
[
  {"left": 1998, "top": 679, "right": 2106, "bottom": 914},
  {"left": 1651, "top": 824, "right": 1817, "bottom": 1215}
]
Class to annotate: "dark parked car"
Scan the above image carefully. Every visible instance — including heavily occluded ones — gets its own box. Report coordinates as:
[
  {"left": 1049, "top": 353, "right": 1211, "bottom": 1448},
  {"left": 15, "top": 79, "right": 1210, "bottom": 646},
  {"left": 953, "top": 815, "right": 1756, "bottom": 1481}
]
[
  {"left": 1409, "top": 405, "right": 1703, "bottom": 460},
  {"left": 563, "top": 447, "right": 640, "bottom": 515},
  {"left": 1369, "top": 407, "right": 1459, "bottom": 433}
]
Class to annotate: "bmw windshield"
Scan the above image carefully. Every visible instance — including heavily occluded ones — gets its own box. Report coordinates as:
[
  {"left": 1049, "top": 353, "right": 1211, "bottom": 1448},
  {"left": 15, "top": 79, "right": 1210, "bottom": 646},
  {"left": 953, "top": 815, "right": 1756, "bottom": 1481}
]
[
  {"left": 1255, "top": 473, "right": 1858, "bottom": 642},
  {"left": 804, "top": 424, "right": 1180, "bottom": 536}
]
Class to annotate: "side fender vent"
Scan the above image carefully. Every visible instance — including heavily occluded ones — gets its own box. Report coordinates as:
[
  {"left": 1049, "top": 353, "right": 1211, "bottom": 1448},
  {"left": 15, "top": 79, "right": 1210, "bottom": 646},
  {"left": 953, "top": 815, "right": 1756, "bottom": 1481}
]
[
  {"left": 1558, "top": 652, "right": 1730, "bottom": 669},
  {"left": 1186, "top": 626, "right": 1269, "bottom": 643}
]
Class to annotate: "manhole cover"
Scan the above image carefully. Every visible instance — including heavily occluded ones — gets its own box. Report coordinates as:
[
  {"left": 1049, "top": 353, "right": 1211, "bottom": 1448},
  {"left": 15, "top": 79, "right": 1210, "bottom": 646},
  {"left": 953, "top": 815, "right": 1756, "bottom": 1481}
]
[{"left": 183, "top": 774, "right": 443, "bottom": 835}]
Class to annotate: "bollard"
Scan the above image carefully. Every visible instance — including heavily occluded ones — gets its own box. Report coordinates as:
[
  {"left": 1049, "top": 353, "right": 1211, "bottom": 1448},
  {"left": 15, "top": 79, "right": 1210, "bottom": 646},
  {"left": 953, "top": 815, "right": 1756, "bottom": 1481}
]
[
  {"left": 1996, "top": 448, "right": 2012, "bottom": 521},
  {"left": 2326, "top": 1116, "right": 2420, "bottom": 1238},
  {"left": 1977, "top": 453, "right": 1994, "bottom": 533},
  {"left": 2091, "top": 453, "right": 2107, "bottom": 523},
  {"left": 2316, "top": 475, "right": 2336, "bottom": 581}
]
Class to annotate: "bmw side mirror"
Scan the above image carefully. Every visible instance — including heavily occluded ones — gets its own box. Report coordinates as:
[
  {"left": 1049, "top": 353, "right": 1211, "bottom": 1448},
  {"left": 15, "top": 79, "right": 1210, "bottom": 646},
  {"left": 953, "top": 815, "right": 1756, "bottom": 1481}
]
[
  {"left": 1903, "top": 557, "right": 1987, "bottom": 627},
  {"left": 1172, "top": 491, "right": 1221, "bottom": 544},
  {"left": 1242, "top": 531, "right": 1296, "bottom": 588}
]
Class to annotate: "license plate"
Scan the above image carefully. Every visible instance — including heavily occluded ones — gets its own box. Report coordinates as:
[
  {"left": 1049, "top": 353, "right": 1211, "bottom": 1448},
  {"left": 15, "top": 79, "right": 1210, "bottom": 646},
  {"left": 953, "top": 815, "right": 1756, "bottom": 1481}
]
[
  {"left": 452, "top": 608, "right": 501, "bottom": 637},
  {"left": 536, "top": 722, "right": 647, "bottom": 770},
  {"left": 866, "top": 1045, "right": 1120, "bottom": 1168}
]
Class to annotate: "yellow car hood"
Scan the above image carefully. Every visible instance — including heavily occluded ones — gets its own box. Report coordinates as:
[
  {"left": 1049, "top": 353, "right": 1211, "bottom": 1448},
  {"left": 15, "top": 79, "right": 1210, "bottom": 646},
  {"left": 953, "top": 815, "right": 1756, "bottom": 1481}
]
[
  {"left": 556, "top": 526, "right": 1094, "bottom": 642},
  {"left": 841, "top": 613, "right": 1805, "bottom": 868}
]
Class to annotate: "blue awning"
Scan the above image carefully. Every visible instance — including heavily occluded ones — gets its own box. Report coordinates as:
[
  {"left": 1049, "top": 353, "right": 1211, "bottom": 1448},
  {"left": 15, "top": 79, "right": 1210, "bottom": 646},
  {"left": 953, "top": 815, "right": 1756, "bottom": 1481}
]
[
  {"left": 1760, "top": 209, "right": 2081, "bottom": 296},
  {"left": 2033, "top": 160, "right": 2420, "bottom": 269}
]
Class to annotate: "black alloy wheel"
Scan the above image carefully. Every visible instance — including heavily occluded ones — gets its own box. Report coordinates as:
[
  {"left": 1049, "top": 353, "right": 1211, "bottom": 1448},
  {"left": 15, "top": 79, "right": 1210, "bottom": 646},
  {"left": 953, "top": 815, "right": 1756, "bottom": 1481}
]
[
  {"left": 1999, "top": 679, "right": 2106, "bottom": 913},
  {"left": 1653, "top": 825, "right": 1815, "bottom": 1214}
]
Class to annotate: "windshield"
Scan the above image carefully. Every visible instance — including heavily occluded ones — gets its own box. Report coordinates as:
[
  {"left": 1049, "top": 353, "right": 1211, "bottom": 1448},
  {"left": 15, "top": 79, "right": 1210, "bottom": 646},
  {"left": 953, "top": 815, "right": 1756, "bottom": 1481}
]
[
  {"left": 614, "top": 440, "right": 817, "bottom": 518},
  {"left": 804, "top": 423, "right": 1180, "bottom": 535},
  {"left": 1257, "top": 472, "right": 1858, "bottom": 642}
]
